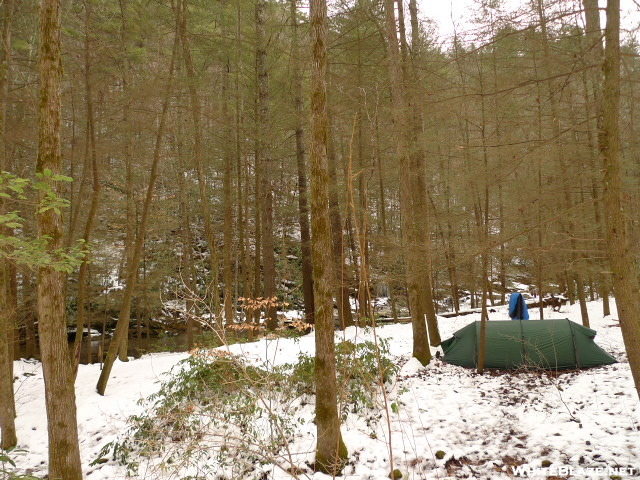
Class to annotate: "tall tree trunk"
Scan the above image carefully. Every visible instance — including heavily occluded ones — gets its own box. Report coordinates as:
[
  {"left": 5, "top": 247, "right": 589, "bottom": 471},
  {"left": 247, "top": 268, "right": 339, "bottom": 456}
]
[
  {"left": 118, "top": 0, "right": 136, "bottom": 283},
  {"left": 256, "top": 0, "right": 277, "bottom": 331},
  {"left": 354, "top": 17, "right": 369, "bottom": 321},
  {"left": 96, "top": 22, "right": 178, "bottom": 396},
  {"left": 179, "top": 0, "right": 219, "bottom": 325},
  {"left": 581, "top": 70, "right": 611, "bottom": 315},
  {"left": 310, "top": 0, "right": 348, "bottom": 472},
  {"left": 383, "top": 0, "right": 431, "bottom": 364},
  {"left": 402, "top": 0, "right": 440, "bottom": 346},
  {"left": 498, "top": 184, "right": 506, "bottom": 304},
  {"left": 533, "top": 51, "right": 545, "bottom": 320},
  {"left": 328, "top": 116, "right": 354, "bottom": 329},
  {"left": 374, "top": 111, "right": 399, "bottom": 320},
  {"left": 0, "top": 264, "right": 16, "bottom": 450},
  {"left": 177, "top": 122, "right": 196, "bottom": 350},
  {"left": 291, "top": 0, "right": 315, "bottom": 323},
  {"left": 223, "top": 61, "right": 234, "bottom": 325},
  {"left": 0, "top": 0, "right": 16, "bottom": 451},
  {"left": 442, "top": 156, "right": 460, "bottom": 314},
  {"left": 583, "top": 0, "right": 612, "bottom": 317},
  {"left": 73, "top": 0, "right": 102, "bottom": 374},
  {"left": 601, "top": 0, "right": 640, "bottom": 397},
  {"left": 36, "top": 0, "right": 83, "bottom": 477},
  {"left": 347, "top": 127, "right": 371, "bottom": 321},
  {"left": 252, "top": 153, "right": 262, "bottom": 327},
  {"left": 535, "top": 0, "right": 589, "bottom": 326},
  {"left": 476, "top": 57, "right": 491, "bottom": 372},
  {"left": 117, "top": 0, "right": 137, "bottom": 354},
  {"left": 235, "top": 3, "right": 249, "bottom": 309}
]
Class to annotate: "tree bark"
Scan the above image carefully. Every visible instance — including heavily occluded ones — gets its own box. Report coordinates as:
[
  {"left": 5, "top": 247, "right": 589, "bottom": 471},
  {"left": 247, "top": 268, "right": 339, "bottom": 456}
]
[
  {"left": 179, "top": 0, "right": 220, "bottom": 326},
  {"left": 0, "top": 0, "right": 16, "bottom": 451},
  {"left": 176, "top": 120, "right": 196, "bottom": 350},
  {"left": 582, "top": 0, "right": 612, "bottom": 317},
  {"left": 383, "top": 0, "right": 431, "bottom": 363},
  {"left": 600, "top": 0, "right": 640, "bottom": 397},
  {"left": 310, "top": 0, "right": 348, "bottom": 472},
  {"left": 117, "top": 0, "right": 136, "bottom": 284},
  {"left": 255, "top": 0, "right": 277, "bottom": 331},
  {"left": 0, "top": 262, "right": 16, "bottom": 450},
  {"left": 36, "top": 0, "right": 83, "bottom": 477},
  {"left": 73, "top": 0, "right": 102, "bottom": 374},
  {"left": 328, "top": 116, "right": 354, "bottom": 329},
  {"left": 223, "top": 60, "right": 235, "bottom": 325},
  {"left": 402, "top": 0, "right": 440, "bottom": 346},
  {"left": 535, "top": 0, "right": 589, "bottom": 326},
  {"left": 291, "top": 0, "right": 315, "bottom": 324},
  {"left": 23, "top": 271, "right": 38, "bottom": 358}
]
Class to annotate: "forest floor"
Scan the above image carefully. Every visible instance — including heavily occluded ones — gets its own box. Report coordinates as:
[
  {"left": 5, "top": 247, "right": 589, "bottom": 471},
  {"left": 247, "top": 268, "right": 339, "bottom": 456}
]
[{"left": 10, "top": 299, "right": 639, "bottom": 480}]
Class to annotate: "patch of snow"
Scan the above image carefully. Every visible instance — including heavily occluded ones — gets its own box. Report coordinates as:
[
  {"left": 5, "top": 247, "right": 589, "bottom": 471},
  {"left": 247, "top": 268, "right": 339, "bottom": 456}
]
[
  {"left": 10, "top": 299, "right": 639, "bottom": 480},
  {"left": 399, "top": 357, "right": 426, "bottom": 375}
]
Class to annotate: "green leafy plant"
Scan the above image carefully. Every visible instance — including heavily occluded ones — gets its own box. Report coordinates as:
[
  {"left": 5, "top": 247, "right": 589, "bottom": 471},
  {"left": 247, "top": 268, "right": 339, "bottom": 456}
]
[
  {"left": 0, "top": 171, "right": 87, "bottom": 273},
  {"left": 93, "top": 349, "right": 298, "bottom": 479},
  {"left": 0, "top": 449, "right": 44, "bottom": 480},
  {"left": 286, "top": 338, "right": 399, "bottom": 415},
  {"left": 93, "top": 338, "right": 398, "bottom": 478}
]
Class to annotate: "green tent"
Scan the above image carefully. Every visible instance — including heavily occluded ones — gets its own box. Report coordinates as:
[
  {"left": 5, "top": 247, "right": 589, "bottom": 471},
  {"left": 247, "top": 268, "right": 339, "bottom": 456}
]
[{"left": 441, "top": 319, "right": 617, "bottom": 370}]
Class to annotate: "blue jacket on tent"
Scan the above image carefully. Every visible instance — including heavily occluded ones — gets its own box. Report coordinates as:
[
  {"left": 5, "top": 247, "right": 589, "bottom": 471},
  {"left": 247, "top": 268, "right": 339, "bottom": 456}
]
[{"left": 509, "top": 292, "right": 529, "bottom": 320}]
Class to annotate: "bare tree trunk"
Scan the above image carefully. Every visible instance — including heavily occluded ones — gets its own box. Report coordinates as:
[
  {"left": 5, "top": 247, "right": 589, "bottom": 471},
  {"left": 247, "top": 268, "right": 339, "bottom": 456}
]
[
  {"left": 96, "top": 22, "right": 178, "bottom": 396},
  {"left": 383, "top": 0, "right": 431, "bottom": 364},
  {"left": 0, "top": 0, "right": 16, "bottom": 451},
  {"left": 234, "top": 3, "right": 249, "bottom": 311},
  {"left": 402, "top": 0, "right": 440, "bottom": 346},
  {"left": 600, "top": 0, "right": 640, "bottom": 397},
  {"left": 535, "top": 0, "right": 589, "bottom": 326},
  {"left": 0, "top": 263, "right": 17, "bottom": 450},
  {"left": 443, "top": 158, "right": 460, "bottom": 314},
  {"left": 117, "top": 0, "right": 137, "bottom": 355},
  {"left": 347, "top": 126, "right": 371, "bottom": 321},
  {"left": 73, "top": 0, "right": 102, "bottom": 375},
  {"left": 36, "top": 1, "right": 83, "bottom": 477},
  {"left": 533, "top": 52, "right": 545, "bottom": 320},
  {"left": 354, "top": 22, "right": 369, "bottom": 322},
  {"left": 582, "top": 71, "right": 611, "bottom": 316},
  {"left": 252, "top": 155, "right": 262, "bottom": 327},
  {"left": 498, "top": 184, "right": 506, "bottom": 304},
  {"left": 23, "top": 271, "right": 37, "bottom": 358},
  {"left": 310, "top": 0, "right": 348, "bottom": 471},
  {"left": 176, "top": 121, "right": 196, "bottom": 349},
  {"left": 179, "top": 0, "right": 219, "bottom": 325},
  {"left": 374, "top": 111, "right": 399, "bottom": 320},
  {"left": 223, "top": 61, "right": 235, "bottom": 325},
  {"left": 255, "top": 0, "right": 277, "bottom": 331},
  {"left": 118, "top": 0, "right": 136, "bottom": 283},
  {"left": 328, "top": 116, "right": 354, "bottom": 329},
  {"left": 291, "top": 0, "right": 315, "bottom": 323},
  {"left": 583, "top": 0, "right": 611, "bottom": 317}
]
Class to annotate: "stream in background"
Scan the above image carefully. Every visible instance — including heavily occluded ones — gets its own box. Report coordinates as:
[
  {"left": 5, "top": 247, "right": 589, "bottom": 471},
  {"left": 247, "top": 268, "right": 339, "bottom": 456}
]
[{"left": 13, "top": 326, "right": 238, "bottom": 364}]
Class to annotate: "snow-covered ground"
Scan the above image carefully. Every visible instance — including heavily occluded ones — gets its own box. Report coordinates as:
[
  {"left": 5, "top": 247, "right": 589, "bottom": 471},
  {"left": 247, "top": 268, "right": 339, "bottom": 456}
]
[{"left": 10, "top": 299, "right": 639, "bottom": 479}]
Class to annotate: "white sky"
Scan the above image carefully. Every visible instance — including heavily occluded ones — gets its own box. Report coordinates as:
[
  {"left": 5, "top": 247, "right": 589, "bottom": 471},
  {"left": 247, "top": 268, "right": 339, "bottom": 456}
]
[{"left": 418, "top": 0, "right": 640, "bottom": 43}]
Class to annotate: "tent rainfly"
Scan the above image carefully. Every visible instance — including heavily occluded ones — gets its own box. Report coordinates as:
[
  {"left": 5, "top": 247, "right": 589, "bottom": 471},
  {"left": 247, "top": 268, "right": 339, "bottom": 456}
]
[{"left": 441, "top": 319, "right": 617, "bottom": 370}]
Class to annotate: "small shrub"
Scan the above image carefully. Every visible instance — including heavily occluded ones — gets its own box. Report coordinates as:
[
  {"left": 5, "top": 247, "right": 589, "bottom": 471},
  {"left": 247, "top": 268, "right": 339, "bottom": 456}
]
[
  {"left": 94, "top": 338, "right": 399, "bottom": 478},
  {"left": 93, "top": 349, "right": 295, "bottom": 479},
  {"left": 389, "top": 468, "right": 403, "bottom": 479},
  {"left": 285, "top": 338, "right": 398, "bottom": 415}
]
